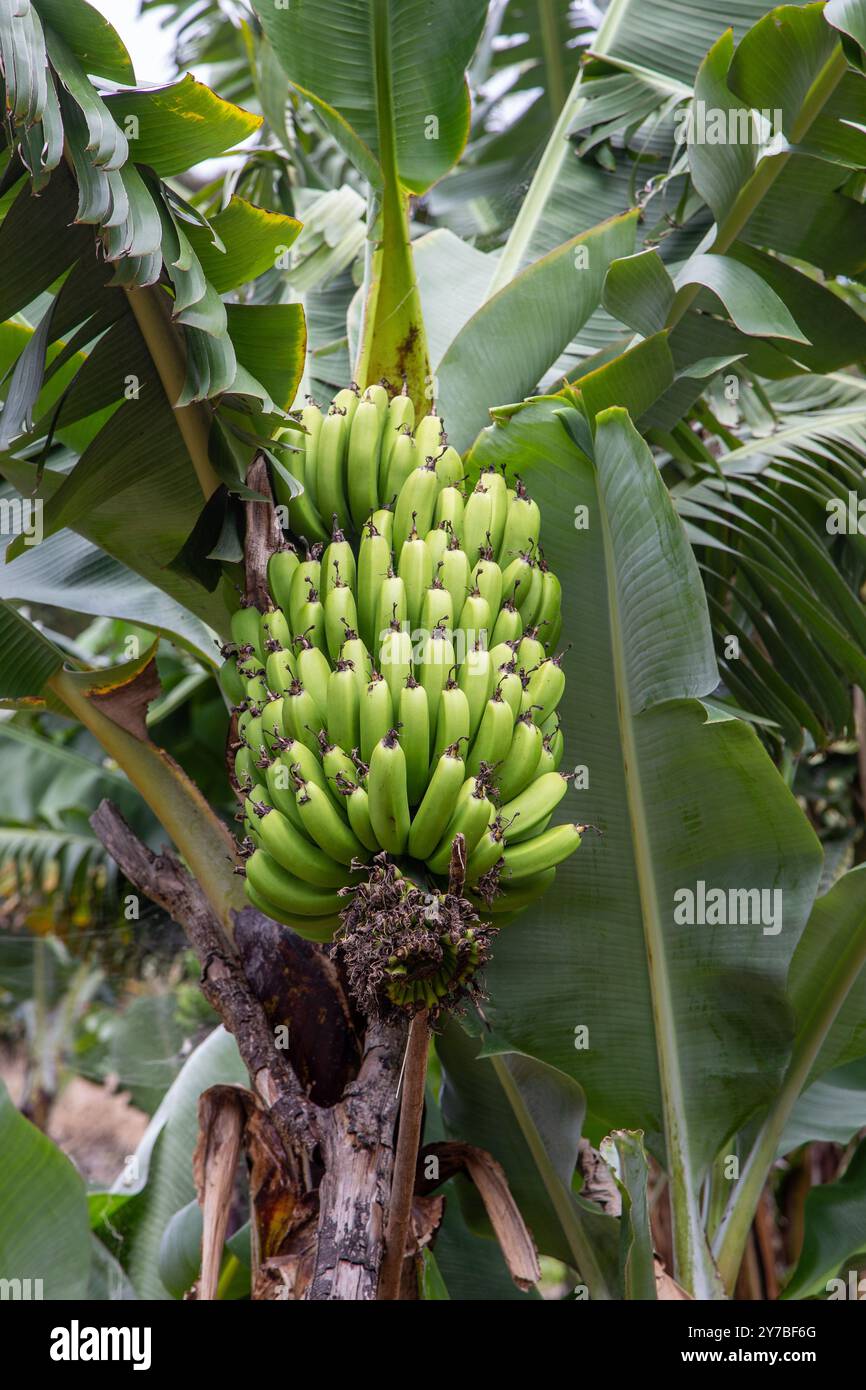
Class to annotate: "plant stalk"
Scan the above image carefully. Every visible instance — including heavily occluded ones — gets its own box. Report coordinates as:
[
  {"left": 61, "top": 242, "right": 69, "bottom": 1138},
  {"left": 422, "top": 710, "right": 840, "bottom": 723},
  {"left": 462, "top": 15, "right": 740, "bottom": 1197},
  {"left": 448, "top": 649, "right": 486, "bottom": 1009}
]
[
  {"left": 125, "top": 284, "right": 221, "bottom": 500},
  {"left": 713, "top": 911, "right": 866, "bottom": 1291},
  {"left": 50, "top": 668, "right": 244, "bottom": 936},
  {"left": 490, "top": 1053, "right": 614, "bottom": 1299},
  {"left": 378, "top": 1008, "right": 430, "bottom": 1299}
]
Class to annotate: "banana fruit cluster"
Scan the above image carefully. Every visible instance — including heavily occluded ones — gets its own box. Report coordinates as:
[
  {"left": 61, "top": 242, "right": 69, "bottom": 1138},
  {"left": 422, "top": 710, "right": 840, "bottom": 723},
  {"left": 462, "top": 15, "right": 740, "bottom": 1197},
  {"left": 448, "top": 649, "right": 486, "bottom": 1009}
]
[{"left": 225, "top": 383, "right": 583, "bottom": 947}]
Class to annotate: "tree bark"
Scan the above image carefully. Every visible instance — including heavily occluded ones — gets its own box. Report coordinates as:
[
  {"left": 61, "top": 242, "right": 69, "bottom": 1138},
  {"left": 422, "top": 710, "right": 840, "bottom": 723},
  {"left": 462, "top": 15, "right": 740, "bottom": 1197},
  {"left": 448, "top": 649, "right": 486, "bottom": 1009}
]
[{"left": 91, "top": 800, "right": 406, "bottom": 1298}]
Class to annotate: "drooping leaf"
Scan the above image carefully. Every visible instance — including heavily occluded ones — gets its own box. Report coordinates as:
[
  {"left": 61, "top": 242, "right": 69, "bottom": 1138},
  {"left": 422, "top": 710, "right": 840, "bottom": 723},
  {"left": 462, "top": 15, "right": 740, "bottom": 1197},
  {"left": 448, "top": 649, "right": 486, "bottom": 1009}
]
[
  {"left": 103, "top": 74, "right": 262, "bottom": 178},
  {"left": 184, "top": 195, "right": 301, "bottom": 295}
]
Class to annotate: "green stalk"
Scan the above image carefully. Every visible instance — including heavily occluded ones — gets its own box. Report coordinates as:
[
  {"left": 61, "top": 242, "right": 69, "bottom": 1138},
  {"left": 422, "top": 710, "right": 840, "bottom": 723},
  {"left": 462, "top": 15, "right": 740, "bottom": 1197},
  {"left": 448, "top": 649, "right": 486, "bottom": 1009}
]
[
  {"left": 491, "top": 1054, "right": 614, "bottom": 1299},
  {"left": 354, "top": 0, "right": 430, "bottom": 411},
  {"left": 49, "top": 668, "right": 245, "bottom": 937},
  {"left": 713, "top": 914, "right": 866, "bottom": 1292},
  {"left": 487, "top": 0, "right": 631, "bottom": 295},
  {"left": 537, "top": 0, "right": 567, "bottom": 118},
  {"left": 125, "top": 284, "right": 221, "bottom": 500}
]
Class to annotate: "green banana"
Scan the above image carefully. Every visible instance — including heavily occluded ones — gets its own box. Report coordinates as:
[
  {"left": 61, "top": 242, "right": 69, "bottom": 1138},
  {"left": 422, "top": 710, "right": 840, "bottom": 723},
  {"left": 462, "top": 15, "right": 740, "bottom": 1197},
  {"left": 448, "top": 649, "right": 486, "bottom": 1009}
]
[
  {"left": 245, "top": 848, "right": 345, "bottom": 916},
  {"left": 399, "top": 675, "right": 430, "bottom": 806},
  {"left": 295, "top": 778, "right": 366, "bottom": 865},
  {"left": 336, "top": 775, "right": 379, "bottom": 852},
  {"left": 468, "top": 868, "right": 555, "bottom": 915},
  {"left": 385, "top": 428, "right": 417, "bottom": 501},
  {"left": 419, "top": 578, "right": 453, "bottom": 634},
  {"left": 337, "top": 778, "right": 378, "bottom": 850},
  {"left": 458, "top": 642, "right": 495, "bottom": 739},
  {"left": 340, "top": 623, "right": 372, "bottom": 696},
  {"left": 471, "top": 547, "right": 502, "bottom": 626},
  {"left": 414, "top": 410, "right": 445, "bottom": 461},
  {"left": 490, "top": 597, "right": 523, "bottom": 647},
  {"left": 457, "top": 587, "right": 492, "bottom": 659},
  {"left": 431, "top": 677, "right": 470, "bottom": 770},
  {"left": 360, "top": 670, "right": 392, "bottom": 762},
  {"left": 244, "top": 793, "right": 347, "bottom": 887},
  {"left": 440, "top": 537, "right": 470, "bottom": 630},
  {"left": 467, "top": 687, "right": 515, "bottom": 778},
  {"left": 500, "top": 770, "right": 570, "bottom": 841},
  {"left": 380, "top": 392, "right": 415, "bottom": 494},
  {"left": 394, "top": 460, "right": 439, "bottom": 554},
  {"left": 501, "top": 822, "right": 583, "bottom": 882},
  {"left": 322, "top": 522, "right": 357, "bottom": 595},
  {"left": 273, "top": 413, "right": 329, "bottom": 544},
  {"left": 398, "top": 522, "right": 433, "bottom": 630},
  {"left": 357, "top": 518, "right": 392, "bottom": 650},
  {"left": 434, "top": 485, "right": 465, "bottom": 540},
  {"left": 407, "top": 744, "right": 466, "bottom": 860},
  {"left": 500, "top": 477, "right": 540, "bottom": 561},
  {"left": 264, "top": 756, "right": 309, "bottom": 831},
  {"left": 380, "top": 619, "right": 413, "bottom": 713},
  {"left": 497, "top": 711, "right": 543, "bottom": 801},
  {"left": 265, "top": 646, "right": 295, "bottom": 696},
  {"left": 367, "top": 728, "right": 410, "bottom": 854},
  {"left": 319, "top": 733, "right": 357, "bottom": 801},
  {"left": 317, "top": 403, "right": 352, "bottom": 531},
  {"left": 374, "top": 570, "right": 407, "bottom": 659},
  {"left": 522, "top": 653, "right": 566, "bottom": 725},
  {"left": 324, "top": 574, "right": 359, "bottom": 663},
  {"left": 294, "top": 636, "right": 330, "bottom": 715},
  {"left": 283, "top": 679, "right": 324, "bottom": 753},
  {"left": 434, "top": 445, "right": 464, "bottom": 490},
  {"left": 327, "top": 658, "right": 361, "bottom": 753},
  {"left": 294, "top": 581, "right": 326, "bottom": 653},
  {"left": 266, "top": 548, "right": 300, "bottom": 614},
  {"left": 425, "top": 523, "right": 452, "bottom": 572},
  {"left": 418, "top": 624, "right": 455, "bottom": 727},
  {"left": 425, "top": 780, "right": 495, "bottom": 874},
  {"left": 231, "top": 604, "right": 265, "bottom": 664},
  {"left": 347, "top": 396, "right": 383, "bottom": 531},
  {"left": 466, "top": 817, "right": 506, "bottom": 885},
  {"left": 480, "top": 467, "right": 508, "bottom": 556},
  {"left": 462, "top": 479, "right": 494, "bottom": 562},
  {"left": 244, "top": 879, "right": 339, "bottom": 942},
  {"left": 288, "top": 547, "right": 322, "bottom": 635}
]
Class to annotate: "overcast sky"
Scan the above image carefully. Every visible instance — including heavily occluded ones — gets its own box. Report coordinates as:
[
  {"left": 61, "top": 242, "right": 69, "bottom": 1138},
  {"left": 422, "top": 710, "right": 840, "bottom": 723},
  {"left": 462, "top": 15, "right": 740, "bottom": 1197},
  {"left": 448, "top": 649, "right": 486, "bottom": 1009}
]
[{"left": 91, "top": 0, "right": 180, "bottom": 83}]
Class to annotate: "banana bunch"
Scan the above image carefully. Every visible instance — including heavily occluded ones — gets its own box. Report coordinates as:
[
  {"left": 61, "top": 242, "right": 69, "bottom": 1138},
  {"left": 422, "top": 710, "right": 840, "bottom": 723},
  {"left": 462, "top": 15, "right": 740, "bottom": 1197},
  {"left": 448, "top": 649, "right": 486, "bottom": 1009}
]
[{"left": 226, "top": 383, "right": 582, "bottom": 953}]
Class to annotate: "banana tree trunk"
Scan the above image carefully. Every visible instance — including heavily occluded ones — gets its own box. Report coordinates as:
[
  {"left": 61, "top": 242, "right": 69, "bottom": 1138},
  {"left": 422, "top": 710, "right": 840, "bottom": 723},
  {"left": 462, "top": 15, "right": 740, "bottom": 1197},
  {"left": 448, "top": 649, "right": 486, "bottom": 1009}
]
[{"left": 91, "top": 799, "right": 408, "bottom": 1300}]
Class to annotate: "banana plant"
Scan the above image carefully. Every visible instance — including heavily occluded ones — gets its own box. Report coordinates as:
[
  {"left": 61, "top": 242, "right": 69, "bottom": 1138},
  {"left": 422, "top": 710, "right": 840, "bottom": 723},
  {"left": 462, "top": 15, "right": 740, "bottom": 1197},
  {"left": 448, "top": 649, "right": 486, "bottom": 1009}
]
[{"left": 3, "top": 0, "right": 866, "bottom": 1302}]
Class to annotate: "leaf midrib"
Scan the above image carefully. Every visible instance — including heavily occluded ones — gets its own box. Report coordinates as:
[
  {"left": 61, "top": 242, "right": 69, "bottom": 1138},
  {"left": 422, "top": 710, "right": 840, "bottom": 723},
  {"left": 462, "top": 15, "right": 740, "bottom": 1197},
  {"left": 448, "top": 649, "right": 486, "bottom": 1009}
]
[{"left": 595, "top": 460, "right": 715, "bottom": 1297}]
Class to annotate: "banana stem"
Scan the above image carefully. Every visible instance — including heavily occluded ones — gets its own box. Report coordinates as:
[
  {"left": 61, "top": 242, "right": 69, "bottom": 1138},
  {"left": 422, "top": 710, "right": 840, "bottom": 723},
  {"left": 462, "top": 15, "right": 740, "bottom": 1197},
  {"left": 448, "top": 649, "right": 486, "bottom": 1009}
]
[
  {"left": 49, "top": 668, "right": 244, "bottom": 937},
  {"left": 378, "top": 1007, "right": 430, "bottom": 1299},
  {"left": 125, "top": 284, "right": 221, "bottom": 501}
]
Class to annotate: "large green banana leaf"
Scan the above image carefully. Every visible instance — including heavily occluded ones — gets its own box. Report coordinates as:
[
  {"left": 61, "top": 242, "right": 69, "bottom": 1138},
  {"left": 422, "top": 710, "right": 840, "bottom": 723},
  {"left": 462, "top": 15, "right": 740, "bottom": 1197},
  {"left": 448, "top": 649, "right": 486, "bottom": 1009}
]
[
  {"left": 0, "top": 1078, "right": 91, "bottom": 1298},
  {"left": 446, "top": 397, "right": 824, "bottom": 1296},
  {"left": 251, "top": 0, "right": 488, "bottom": 194}
]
